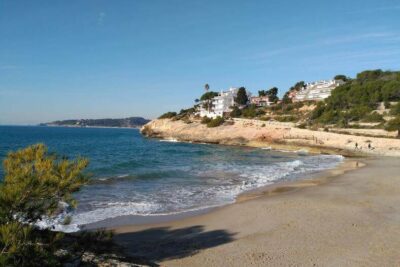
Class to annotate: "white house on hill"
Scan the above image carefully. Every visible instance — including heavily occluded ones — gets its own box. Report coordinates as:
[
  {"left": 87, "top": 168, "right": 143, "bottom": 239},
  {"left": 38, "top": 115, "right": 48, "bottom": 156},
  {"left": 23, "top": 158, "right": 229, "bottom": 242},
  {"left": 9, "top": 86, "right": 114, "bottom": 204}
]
[
  {"left": 199, "top": 87, "right": 239, "bottom": 118},
  {"left": 293, "top": 79, "right": 345, "bottom": 102},
  {"left": 250, "top": 96, "right": 273, "bottom": 107}
]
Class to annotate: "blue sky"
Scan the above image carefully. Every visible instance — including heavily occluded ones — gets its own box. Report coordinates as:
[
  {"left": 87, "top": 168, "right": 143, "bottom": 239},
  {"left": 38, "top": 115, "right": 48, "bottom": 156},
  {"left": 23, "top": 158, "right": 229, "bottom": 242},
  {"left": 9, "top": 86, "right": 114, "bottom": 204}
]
[{"left": 1, "top": 0, "right": 400, "bottom": 124}]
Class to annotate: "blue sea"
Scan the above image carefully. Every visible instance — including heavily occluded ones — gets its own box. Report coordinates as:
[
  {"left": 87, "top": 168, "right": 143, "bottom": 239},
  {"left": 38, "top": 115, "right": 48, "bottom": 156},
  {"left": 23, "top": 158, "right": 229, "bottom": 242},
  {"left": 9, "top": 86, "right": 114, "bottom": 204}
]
[{"left": 0, "top": 126, "right": 343, "bottom": 232}]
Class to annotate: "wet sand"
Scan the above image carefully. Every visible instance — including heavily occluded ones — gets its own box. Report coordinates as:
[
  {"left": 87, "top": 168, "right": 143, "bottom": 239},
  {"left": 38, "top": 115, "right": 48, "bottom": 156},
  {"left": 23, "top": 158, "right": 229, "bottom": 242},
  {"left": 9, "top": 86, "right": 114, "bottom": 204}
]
[{"left": 112, "top": 157, "right": 400, "bottom": 266}]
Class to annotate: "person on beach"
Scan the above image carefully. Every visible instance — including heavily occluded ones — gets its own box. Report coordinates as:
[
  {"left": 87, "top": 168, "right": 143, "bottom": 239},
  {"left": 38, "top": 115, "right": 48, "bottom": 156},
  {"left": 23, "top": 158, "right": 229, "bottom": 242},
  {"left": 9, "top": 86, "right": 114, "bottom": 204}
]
[{"left": 355, "top": 142, "right": 358, "bottom": 149}]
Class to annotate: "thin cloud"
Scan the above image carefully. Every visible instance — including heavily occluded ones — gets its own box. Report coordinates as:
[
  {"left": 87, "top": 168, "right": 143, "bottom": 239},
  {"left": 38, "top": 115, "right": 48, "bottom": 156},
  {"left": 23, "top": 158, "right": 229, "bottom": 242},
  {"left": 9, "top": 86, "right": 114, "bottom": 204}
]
[
  {"left": 97, "top": 12, "right": 106, "bottom": 26},
  {"left": 246, "top": 31, "right": 400, "bottom": 61},
  {"left": 321, "top": 32, "right": 397, "bottom": 45},
  {"left": 346, "top": 5, "right": 400, "bottom": 14},
  {"left": 0, "top": 65, "right": 20, "bottom": 70}
]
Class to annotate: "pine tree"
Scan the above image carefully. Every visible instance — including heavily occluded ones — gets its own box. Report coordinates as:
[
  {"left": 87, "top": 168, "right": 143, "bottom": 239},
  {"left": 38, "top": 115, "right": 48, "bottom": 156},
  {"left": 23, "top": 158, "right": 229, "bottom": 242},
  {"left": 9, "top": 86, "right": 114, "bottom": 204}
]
[
  {"left": 235, "top": 87, "right": 248, "bottom": 105},
  {"left": 0, "top": 144, "right": 89, "bottom": 266}
]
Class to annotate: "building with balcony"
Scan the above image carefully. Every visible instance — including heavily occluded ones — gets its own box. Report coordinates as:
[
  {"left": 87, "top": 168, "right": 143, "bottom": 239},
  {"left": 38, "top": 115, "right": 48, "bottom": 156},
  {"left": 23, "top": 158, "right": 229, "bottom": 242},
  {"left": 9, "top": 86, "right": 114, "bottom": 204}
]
[{"left": 199, "top": 87, "right": 239, "bottom": 118}]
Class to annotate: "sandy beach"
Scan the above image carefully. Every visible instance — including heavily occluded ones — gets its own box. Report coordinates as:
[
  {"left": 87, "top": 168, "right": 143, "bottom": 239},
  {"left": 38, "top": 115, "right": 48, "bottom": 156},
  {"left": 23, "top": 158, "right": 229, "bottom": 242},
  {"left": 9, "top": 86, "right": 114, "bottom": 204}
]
[{"left": 112, "top": 157, "right": 400, "bottom": 266}]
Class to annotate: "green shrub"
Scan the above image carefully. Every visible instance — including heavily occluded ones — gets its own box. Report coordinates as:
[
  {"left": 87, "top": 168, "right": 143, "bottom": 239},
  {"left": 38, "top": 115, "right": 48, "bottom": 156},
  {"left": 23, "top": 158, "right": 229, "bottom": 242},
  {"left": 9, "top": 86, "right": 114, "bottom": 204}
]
[
  {"left": 385, "top": 117, "right": 400, "bottom": 132},
  {"left": 275, "top": 115, "right": 298, "bottom": 122},
  {"left": 159, "top": 112, "right": 177, "bottom": 119},
  {"left": 310, "top": 70, "right": 400, "bottom": 125},
  {"left": 200, "top": 91, "right": 218, "bottom": 101},
  {"left": 179, "top": 107, "right": 195, "bottom": 115},
  {"left": 390, "top": 103, "right": 400, "bottom": 115},
  {"left": 260, "top": 116, "right": 272, "bottom": 121},
  {"left": 201, "top": 117, "right": 212, "bottom": 124},
  {"left": 230, "top": 106, "right": 242, "bottom": 118},
  {"left": 241, "top": 105, "right": 265, "bottom": 118},
  {"left": 362, "top": 112, "right": 384, "bottom": 122},
  {"left": 207, "top": 116, "right": 225, "bottom": 128},
  {"left": 0, "top": 144, "right": 89, "bottom": 266},
  {"left": 297, "top": 123, "right": 307, "bottom": 129}
]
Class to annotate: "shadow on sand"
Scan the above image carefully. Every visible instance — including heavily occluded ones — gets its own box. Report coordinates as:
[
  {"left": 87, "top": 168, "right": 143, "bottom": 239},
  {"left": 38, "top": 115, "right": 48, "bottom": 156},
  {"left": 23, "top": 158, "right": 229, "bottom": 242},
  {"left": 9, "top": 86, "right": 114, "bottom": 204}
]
[{"left": 114, "top": 225, "right": 235, "bottom": 265}]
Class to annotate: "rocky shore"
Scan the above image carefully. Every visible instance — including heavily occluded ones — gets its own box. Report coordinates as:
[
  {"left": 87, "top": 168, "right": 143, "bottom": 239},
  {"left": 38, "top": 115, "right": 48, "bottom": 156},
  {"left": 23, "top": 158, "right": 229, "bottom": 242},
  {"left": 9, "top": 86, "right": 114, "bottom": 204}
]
[{"left": 141, "top": 118, "right": 400, "bottom": 157}]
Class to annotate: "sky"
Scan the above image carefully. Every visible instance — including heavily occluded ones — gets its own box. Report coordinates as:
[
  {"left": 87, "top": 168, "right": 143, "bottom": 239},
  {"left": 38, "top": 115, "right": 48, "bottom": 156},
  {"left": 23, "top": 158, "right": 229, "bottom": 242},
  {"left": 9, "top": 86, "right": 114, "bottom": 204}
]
[{"left": 1, "top": 0, "right": 400, "bottom": 124}]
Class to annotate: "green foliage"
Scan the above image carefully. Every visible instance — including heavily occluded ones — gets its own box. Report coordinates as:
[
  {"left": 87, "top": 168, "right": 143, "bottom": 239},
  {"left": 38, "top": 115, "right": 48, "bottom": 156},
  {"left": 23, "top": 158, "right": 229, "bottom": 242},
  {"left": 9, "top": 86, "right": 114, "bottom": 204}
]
[
  {"left": 311, "top": 70, "right": 400, "bottom": 125},
  {"left": 200, "top": 91, "right": 218, "bottom": 101},
  {"left": 0, "top": 144, "right": 90, "bottom": 266},
  {"left": 381, "top": 80, "right": 400, "bottom": 101},
  {"left": 291, "top": 81, "right": 305, "bottom": 92},
  {"left": 275, "top": 115, "right": 298, "bottom": 122},
  {"left": 179, "top": 107, "right": 195, "bottom": 115},
  {"left": 347, "top": 106, "right": 372, "bottom": 121},
  {"left": 356, "top": 69, "right": 385, "bottom": 81},
  {"left": 200, "top": 91, "right": 218, "bottom": 112},
  {"left": 230, "top": 106, "right": 242, "bottom": 118},
  {"left": 282, "top": 81, "right": 305, "bottom": 104},
  {"left": 207, "top": 116, "right": 225, "bottom": 128},
  {"left": 282, "top": 93, "right": 292, "bottom": 104},
  {"left": 201, "top": 117, "right": 212, "bottom": 124},
  {"left": 362, "top": 112, "right": 384, "bottom": 122},
  {"left": 159, "top": 112, "right": 177, "bottom": 119},
  {"left": 258, "top": 90, "right": 266, "bottom": 96},
  {"left": 334, "top": 74, "right": 349, "bottom": 81},
  {"left": 390, "top": 102, "right": 400, "bottom": 115},
  {"left": 297, "top": 123, "right": 307, "bottom": 129},
  {"left": 385, "top": 116, "right": 400, "bottom": 137},
  {"left": 235, "top": 87, "right": 248, "bottom": 105},
  {"left": 259, "top": 87, "right": 279, "bottom": 102},
  {"left": 241, "top": 105, "right": 265, "bottom": 118}
]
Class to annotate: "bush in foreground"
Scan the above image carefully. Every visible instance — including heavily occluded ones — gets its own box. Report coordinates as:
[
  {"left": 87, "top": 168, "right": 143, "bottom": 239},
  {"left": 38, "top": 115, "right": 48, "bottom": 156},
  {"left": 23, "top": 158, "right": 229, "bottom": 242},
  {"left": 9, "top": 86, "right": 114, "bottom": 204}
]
[{"left": 0, "top": 144, "right": 121, "bottom": 266}]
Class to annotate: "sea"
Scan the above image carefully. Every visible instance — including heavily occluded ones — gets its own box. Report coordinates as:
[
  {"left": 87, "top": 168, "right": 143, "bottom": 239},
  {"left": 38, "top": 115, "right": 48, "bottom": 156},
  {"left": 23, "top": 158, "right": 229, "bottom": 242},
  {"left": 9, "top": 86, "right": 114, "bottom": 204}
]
[{"left": 0, "top": 125, "right": 343, "bottom": 232}]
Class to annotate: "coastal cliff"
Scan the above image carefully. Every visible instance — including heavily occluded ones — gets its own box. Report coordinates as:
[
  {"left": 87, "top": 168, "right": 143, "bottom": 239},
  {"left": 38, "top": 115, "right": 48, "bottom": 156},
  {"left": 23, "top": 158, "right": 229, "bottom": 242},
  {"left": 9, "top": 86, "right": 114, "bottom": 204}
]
[{"left": 141, "top": 118, "right": 400, "bottom": 157}]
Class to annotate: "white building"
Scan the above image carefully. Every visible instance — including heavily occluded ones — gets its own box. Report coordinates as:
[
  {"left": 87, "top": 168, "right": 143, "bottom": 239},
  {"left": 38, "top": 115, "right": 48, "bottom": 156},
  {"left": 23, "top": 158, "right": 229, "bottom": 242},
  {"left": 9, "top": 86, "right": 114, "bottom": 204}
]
[
  {"left": 199, "top": 87, "right": 239, "bottom": 118},
  {"left": 294, "top": 79, "right": 345, "bottom": 102},
  {"left": 250, "top": 96, "right": 273, "bottom": 107}
]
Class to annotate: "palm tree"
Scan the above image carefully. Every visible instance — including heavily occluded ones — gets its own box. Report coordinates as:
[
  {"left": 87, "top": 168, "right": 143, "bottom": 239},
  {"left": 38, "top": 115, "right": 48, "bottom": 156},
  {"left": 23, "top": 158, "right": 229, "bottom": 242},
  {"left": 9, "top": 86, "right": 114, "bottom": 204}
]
[{"left": 204, "top": 83, "right": 210, "bottom": 92}]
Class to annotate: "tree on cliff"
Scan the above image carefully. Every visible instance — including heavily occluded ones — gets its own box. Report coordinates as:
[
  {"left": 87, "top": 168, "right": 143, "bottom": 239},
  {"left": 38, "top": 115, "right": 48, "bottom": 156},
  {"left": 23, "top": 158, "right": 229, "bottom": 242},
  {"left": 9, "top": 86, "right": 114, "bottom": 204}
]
[
  {"left": 200, "top": 91, "right": 218, "bottom": 112},
  {"left": 235, "top": 87, "right": 248, "bottom": 106},
  {"left": 267, "top": 87, "right": 279, "bottom": 103},
  {"left": 334, "top": 74, "right": 349, "bottom": 81},
  {"left": 0, "top": 144, "right": 91, "bottom": 266}
]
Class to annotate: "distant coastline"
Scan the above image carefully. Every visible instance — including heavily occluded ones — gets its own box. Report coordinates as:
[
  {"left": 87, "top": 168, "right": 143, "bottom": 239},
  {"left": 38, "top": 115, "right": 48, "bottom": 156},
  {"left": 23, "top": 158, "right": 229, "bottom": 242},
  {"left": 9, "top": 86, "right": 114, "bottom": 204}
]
[{"left": 40, "top": 116, "right": 150, "bottom": 129}]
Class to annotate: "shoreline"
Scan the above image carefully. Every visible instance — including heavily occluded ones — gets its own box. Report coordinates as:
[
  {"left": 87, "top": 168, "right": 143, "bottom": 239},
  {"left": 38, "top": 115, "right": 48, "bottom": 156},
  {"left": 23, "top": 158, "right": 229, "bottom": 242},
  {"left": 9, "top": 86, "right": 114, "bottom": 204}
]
[
  {"left": 108, "top": 157, "right": 359, "bottom": 233},
  {"left": 82, "top": 153, "right": 348, "bottom": 232},
  {"left": 112, "top": 156, "right": 400, "bottom": 266},
  {"left": 141, "top": 118, "right": 400, "bottom": 157}
]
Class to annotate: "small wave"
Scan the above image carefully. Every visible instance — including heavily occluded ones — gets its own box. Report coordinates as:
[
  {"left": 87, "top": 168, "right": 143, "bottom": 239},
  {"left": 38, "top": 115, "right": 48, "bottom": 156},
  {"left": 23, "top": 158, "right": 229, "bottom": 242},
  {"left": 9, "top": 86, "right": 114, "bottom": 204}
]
[
  {"left": 51, "top": 154, "right": 343, "bottom": 233},
  {"left": 160, "top": 138, "right": 179, "bottom": 143}
]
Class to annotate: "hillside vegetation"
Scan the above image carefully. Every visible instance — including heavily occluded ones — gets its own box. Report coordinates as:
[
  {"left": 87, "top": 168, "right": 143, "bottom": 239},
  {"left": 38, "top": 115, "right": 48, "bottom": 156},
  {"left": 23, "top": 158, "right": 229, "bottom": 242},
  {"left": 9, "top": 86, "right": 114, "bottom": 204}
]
[
  {"left": 311, "top": 70, "right": 400, "bottom": 125},
  {"left": 158, "top": 69, "right": 400, "bottom": 136}
]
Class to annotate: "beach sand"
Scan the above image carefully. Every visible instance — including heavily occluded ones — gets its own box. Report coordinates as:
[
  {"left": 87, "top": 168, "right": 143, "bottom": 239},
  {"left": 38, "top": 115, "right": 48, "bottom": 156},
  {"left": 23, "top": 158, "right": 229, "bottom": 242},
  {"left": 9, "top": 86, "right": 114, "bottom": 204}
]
[{"left": 112, "top": 157, "right": 400, "bottom": 266}]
